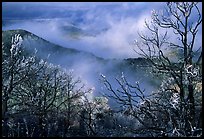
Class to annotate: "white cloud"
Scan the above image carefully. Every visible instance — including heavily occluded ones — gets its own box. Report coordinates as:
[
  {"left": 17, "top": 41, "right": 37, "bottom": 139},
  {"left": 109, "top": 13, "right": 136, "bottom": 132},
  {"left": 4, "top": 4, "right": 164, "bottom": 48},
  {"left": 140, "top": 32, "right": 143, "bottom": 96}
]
[{"left": 3, "top": 2, "right": 201, "bottom": 59}]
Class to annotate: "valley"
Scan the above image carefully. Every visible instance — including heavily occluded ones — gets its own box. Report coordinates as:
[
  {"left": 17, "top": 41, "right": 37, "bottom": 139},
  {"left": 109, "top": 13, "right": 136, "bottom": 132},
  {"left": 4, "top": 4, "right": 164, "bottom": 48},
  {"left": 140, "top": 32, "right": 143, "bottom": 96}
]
[
  {"left": 3, "top": 2, "right": 201, "bottom": 137},
  {"left": 2, "top": 29, "right": 161, "bottom": 107}
]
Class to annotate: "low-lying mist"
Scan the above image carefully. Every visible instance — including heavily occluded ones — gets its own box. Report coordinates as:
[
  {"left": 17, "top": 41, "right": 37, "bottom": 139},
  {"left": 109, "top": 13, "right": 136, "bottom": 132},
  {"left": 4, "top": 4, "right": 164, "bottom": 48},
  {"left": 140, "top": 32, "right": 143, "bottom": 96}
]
[
  {"left": 2, "top": 18, "right": 163, "bottom": 107},
  {"left": 5, "top": 2, "right": 201, "bottom": 107},
  {"left": 3, "top": 18, "right": 138, "bottom": 59},
  {"left": 3, "top": 2, "right": 202, "bottom": 59},
  {"left": 2, "top": 2, "right": 163, "bottom": 59},
  {"left": 3, "top": 31, "right": 160, "bottom": 108}
]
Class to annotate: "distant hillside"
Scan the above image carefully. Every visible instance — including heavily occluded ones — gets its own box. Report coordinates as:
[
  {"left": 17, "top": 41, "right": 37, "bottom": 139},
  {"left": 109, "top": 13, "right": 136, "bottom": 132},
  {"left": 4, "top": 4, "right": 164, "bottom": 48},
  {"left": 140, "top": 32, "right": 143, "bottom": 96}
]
[
  {"left": 2, "top": 29, "right": 105, "bottom": 66},
  {"left": 2, "top": 29, "right": 162, "bottom": 100}
]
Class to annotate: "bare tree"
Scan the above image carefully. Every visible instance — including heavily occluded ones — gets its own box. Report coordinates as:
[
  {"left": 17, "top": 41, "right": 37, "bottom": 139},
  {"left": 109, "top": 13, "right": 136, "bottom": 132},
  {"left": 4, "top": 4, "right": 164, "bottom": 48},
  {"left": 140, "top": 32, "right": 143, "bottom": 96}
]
[
  {"left": 55, "top": 70, "right": 89, "bottom": 137},
  {"left": 101, "top": 2, "right": 202, "bottom": 137},
  {"left": 134, "top": 2, "right": 202, "bottom": 135},
  {"left": 101, "top": 73, "right": 162, "bottom": 136},
  {"left": 2, "top": 34, "right": 59, "bottom": 137},
  {"left": 2, "top": 33, "right": 94, "bottom": 137},
  {"left": 2, "top": 34, "right": 42, "bottom": 137},
  {"left": 78, "top": 94, "right": 111, "bottom": 136}
]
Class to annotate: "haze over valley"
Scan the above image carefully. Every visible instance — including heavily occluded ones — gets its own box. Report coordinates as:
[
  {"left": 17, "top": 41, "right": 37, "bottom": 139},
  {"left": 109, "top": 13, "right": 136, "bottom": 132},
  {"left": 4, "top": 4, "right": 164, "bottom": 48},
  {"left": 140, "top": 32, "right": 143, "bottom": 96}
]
[
  {"left": 2, "top": 2, "right": 202, "bottom": 137},
  {"left": 2, "top": 2, "right": 169, "bottom": 105}
]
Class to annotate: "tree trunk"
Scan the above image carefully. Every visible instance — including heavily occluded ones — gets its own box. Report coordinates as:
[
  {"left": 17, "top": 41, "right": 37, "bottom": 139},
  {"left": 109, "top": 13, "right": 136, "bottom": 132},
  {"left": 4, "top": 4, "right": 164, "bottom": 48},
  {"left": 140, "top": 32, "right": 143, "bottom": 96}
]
[
  {"left": 188, "top": 82, "right": 195, "bottom": 126},
  {"left": 2, "top": 97, "right": 9, "bottom": 137},
  {"left": 39, "top": 114, "right": 46, "bottom": 137}
]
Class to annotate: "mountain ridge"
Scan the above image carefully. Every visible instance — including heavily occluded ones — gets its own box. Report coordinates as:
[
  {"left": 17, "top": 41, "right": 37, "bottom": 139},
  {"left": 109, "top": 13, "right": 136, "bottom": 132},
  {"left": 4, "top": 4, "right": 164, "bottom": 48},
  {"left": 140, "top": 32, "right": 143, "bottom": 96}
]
[
  {"left": 2, "top": 29, "right": 161, "bottom": 98},
  {"left": 2, "top": 29, "right": 153, "bottom": 66},
  {"left": 2, "top": 29, "right": 104, "bottom": 60}
]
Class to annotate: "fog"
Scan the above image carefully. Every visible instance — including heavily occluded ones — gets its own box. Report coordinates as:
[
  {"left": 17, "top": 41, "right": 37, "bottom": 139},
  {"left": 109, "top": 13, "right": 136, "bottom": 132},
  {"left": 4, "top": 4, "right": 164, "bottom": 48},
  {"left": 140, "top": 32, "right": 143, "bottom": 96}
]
[
  {"left": 10, "top": 31, "right": 160, "bottom": 108},
  {"left": 2, "top": 2, "right": 166, "bottom": 59},
  {"left": 3, "top": 2, "right": 202, "bottom": 59},
  {"left": 2, "top": 2, "right": 202, "bottom": 107}
]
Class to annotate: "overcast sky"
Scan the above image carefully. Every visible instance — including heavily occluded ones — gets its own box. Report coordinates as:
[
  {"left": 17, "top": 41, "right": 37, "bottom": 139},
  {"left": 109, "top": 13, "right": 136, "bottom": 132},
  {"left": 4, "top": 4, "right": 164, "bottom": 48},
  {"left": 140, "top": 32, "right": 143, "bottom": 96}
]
[{"left": 2, "top": 2, "right": 202, "bottom": 59}]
